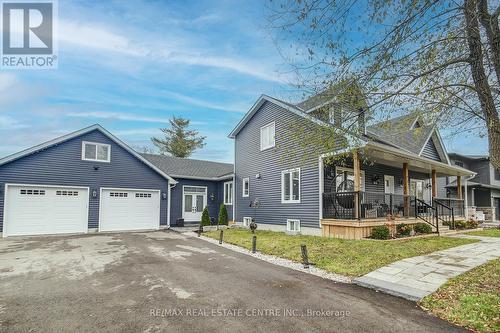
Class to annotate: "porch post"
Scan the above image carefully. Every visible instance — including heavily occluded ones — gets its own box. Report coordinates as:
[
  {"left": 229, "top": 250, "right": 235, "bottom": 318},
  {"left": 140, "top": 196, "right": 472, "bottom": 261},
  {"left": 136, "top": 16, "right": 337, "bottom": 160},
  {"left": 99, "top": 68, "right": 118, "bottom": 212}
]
[
  {"left": 403, "top": 162, "right": 409, "bottom": 217},
  {"left": 457, "top": 176, "right": 462, "bottom": 199},
  {"left": 353, "top": 150, "right": 361, "bottom": 220},
  {"left": 431, "top": 170, "right": 437, "bottom": 200}
]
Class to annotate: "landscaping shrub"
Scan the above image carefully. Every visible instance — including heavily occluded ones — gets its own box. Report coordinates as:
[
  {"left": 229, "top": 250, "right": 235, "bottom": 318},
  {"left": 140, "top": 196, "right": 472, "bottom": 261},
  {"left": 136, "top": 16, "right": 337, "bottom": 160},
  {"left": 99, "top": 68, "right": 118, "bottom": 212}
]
[
  {"left": 414, "top": 223, "right": 433, "bottom": 234},
  {"left": 396, "top": 223, "right": 412, "bottom": 237},
  {"left": 218, "top": 204, "right": 228, "bottom": 225},
  {"left": 201, "top": 206, "right": 210, "bottom": 226},
  {"left": 371, "top": 226, "right": 391, "bottom": 240},
  {"left": 455, "top": 220, "right": 467, "bottom": 230},
  {"left": 466, "top": 219, "right": 479, "bottom": 229}
]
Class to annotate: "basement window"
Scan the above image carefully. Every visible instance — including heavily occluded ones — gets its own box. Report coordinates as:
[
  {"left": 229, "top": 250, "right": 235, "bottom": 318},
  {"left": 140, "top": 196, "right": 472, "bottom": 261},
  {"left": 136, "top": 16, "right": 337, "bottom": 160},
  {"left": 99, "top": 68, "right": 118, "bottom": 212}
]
[{"left": 287, "top": 219, "right": 300, "bottom": 232}]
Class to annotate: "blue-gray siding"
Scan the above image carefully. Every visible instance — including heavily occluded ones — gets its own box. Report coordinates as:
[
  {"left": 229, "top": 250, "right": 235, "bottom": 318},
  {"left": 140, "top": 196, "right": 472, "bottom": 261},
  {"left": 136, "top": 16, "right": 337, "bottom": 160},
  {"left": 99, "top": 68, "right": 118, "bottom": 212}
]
[
  {"left": 170, "top": 178, "right": 233, "bottom": 225},
  {"left": 0, "top": 130, "right": 169, "bottom": 231},
  {"left": 234, "top": 101, "right": 324, "bottom": 229},
  {"left": 421, "top": 138, "right": 441, "bottom": 161}
]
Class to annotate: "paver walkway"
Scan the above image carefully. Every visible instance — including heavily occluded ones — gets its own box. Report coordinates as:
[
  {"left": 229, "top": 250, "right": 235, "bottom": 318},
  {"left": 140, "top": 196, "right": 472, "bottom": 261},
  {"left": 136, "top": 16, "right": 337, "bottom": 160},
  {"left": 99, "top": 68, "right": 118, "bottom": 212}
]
[{"left": 354, "top": 235, "right": 500, "bottom": 301}]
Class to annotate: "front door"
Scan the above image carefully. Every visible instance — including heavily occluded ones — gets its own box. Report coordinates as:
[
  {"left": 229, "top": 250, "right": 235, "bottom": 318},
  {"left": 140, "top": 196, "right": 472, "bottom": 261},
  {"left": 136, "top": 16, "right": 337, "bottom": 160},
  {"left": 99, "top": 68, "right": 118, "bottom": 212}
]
[
  {"left": 183, "top": 186, "right": 207, "bottom": 222},
  {"left": 384, "top": 175, "right": 395, "bottom": 194},
  {"left": 410, "top": 179, "right": 425, "bottom": 200}
]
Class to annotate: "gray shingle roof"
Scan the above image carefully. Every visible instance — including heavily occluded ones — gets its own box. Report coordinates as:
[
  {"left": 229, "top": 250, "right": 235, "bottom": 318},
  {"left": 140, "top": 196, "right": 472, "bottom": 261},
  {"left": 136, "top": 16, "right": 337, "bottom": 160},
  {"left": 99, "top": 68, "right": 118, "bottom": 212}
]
[
  {"left": 366, "top": 113, "right": 434, "bottom": 155},
  {"left": 140, "top": 153, "right": 233, "bottom": 179}
]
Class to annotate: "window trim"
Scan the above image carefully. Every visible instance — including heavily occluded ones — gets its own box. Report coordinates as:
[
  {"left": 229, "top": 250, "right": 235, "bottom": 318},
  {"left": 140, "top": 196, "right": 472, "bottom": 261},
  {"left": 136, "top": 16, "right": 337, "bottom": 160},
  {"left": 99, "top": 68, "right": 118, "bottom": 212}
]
[
  {"left": 224, "top": 181, "right": 233, "bottom": 205},
  {"left": 243, "top": 217, "right": 252, "bottom": 227},
  {"left": 260, "top": 121, "right": 275, "bottom": 151},
  {"left": 81, "top": 141, "right": 111, "bottom": 163},
  {"left": 242, "top": 177, "right": 250, "bottom": 197},
  {"left": 281, "top": 168, "right": 301, "bottom": 204},
  {"left": 287, "top": 219, "right": 301, "bottom": 232}
]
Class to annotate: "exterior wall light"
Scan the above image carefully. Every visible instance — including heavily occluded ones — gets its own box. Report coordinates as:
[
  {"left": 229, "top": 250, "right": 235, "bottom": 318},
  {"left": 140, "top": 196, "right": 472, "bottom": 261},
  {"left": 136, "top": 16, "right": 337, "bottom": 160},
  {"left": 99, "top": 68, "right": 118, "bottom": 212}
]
[
  {"left": 162, "top": 193, "right": 167, "bottom": 200},
  {"left": 255, "top": 173, "right": 261, "bottom": 179},
  {"left": 92, "top": 190, "right": 97, "bottom": 198}
]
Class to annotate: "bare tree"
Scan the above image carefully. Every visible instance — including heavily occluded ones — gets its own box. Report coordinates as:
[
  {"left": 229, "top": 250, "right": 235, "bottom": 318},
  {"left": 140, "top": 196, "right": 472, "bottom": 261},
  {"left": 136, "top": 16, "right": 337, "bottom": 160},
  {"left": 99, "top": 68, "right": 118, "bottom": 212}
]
[{"left": 268, "top": 0, "right": 500, "bottom": 169}]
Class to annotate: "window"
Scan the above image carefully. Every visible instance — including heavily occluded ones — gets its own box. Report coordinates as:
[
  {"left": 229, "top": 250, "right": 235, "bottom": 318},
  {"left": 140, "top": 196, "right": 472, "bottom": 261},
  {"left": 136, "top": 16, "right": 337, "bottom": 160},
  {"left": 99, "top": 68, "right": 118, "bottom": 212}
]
[
  {"left": 110, "top": 192, "right": 128, "bottom": 197},
  {"left": 82, "top": 141, "right": 111, "bottom": 162},
  {"left": 20, "top": 189, "right": 45, "bottom": 195},
  {"left": 242, "top": 178, "right": 249, "bottom": 197},
  {"left": 287, "top": 219, "right": 300, "bottom": 232},
  {"left": 243, "top": 217, "right": 252, "bottom": 227},
  {"left": 281, "top": 168, "right": 300, "bottom": 203},
  {"left": 335, "top": 167, "right": 365, "bottom": 192},
  {"left": 135, "top": 193, "right": 152, "bottom": 198},
  {"left": 56, "top": 190, "right": 78, "bottom": 196},
  {"left": 224, "top": 181, "right": 233, "bottom": 205},
  {"left": 260, "top": 122, "right": 275, "bottom": 151},
  {"left": 495, "top": 168, "right": 500, "bottom": 181},
  {"left": 454, "top": 161, "right": 464, "bottom": 168}
]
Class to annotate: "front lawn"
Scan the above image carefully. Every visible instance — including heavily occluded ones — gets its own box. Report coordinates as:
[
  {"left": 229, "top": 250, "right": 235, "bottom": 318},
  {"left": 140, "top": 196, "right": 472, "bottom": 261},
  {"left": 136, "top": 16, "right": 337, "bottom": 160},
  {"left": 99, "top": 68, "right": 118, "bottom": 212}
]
[
  {"left": 204, "top": 229, "right": 477, "bottom": 276},
  {"left": 420, "top": 259, "right": 499, "bottom": 333},
  {"left": 465, "top": 229, "right": 500, "bottom": 238}
]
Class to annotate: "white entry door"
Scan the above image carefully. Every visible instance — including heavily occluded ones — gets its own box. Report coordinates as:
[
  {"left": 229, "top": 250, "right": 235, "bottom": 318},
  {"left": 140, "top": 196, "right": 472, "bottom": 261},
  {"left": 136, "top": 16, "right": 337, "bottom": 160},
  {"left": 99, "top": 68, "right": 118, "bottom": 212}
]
[
  {"left": 182, "top": 186, "right": 207, "bottom": 222},
  {"left": 4, "top": 184, "right": 89, "bottom": 237},
  {"left": 384, "top": 175, "right": 395, "bottom": 194},
  {"left": 100, "top": 188, "right": 160, "bottom": 232}
]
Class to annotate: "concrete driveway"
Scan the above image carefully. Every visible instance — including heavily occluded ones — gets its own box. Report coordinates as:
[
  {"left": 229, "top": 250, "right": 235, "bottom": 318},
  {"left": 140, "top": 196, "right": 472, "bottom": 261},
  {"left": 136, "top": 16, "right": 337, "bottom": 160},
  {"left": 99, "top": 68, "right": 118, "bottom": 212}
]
[{"left": 0, "top": 231, "right": 466, "bottom": 333}]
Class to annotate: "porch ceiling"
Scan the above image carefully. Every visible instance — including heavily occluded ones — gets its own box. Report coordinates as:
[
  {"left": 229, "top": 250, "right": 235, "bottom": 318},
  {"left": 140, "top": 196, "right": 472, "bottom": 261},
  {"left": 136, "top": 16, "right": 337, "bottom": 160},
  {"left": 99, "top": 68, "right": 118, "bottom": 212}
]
[{"left": 363, "top": 142, "right": 475, "bottom": 177}]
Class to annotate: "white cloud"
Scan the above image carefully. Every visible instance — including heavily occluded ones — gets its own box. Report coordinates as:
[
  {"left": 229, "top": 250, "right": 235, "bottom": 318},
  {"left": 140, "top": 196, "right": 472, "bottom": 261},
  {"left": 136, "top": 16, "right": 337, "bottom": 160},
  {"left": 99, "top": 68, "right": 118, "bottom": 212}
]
[
  {"left": 66, "top": 111, "right": 170, "bottom": 123},
  {"left": 58, "top": 20, "right": 283, "bottom": 83},
  {"left": 0, "top": 73, "right": 18, "bottom": 91},
  {"left": 0, "top": 115, "right": 29, "bottom": 129},
  {"left": 163, "top": 91, "right": 246, "bottom": 113},
  {"left": 65, "top": 111, "right": 206, "bottom": 125}
]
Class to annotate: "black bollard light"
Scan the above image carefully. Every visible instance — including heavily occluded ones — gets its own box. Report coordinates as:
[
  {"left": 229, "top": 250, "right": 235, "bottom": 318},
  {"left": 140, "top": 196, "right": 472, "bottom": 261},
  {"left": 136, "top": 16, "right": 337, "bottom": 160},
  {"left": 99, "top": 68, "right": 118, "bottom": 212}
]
[
  {"left": 219, "top": 230, "right": 223, "bottom": 244},
  {"left": 198, "top": 225, "right": 202, "bottom": 237},
  {"left": 252, "top": 235, "right": 257, "bottom": 253},
  {"left": 301, "top": 244, "right": 309, "bottom": 269}
]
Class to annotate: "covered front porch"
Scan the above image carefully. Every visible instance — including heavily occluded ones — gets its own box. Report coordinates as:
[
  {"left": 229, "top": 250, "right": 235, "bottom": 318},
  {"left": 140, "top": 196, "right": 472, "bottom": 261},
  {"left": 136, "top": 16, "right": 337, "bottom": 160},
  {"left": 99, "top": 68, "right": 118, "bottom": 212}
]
[{"left": 319, "top": 142, "right": 473, "bottom": 239}]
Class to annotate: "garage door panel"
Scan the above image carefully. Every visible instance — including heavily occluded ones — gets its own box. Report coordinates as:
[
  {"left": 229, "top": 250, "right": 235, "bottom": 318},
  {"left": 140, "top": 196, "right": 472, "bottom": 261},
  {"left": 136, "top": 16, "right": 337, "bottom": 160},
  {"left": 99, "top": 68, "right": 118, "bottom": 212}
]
[
  {"left": 5, "top": 186, "right": 88, "bottom": 237},
  {"left": 99, "top": 189, "right": 160, "bottom": 232}
]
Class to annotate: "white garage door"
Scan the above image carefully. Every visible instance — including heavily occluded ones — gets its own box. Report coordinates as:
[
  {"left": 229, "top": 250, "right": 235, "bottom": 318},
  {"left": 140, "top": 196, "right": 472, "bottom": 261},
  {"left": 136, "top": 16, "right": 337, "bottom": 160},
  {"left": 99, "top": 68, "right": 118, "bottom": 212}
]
[
  {"left": 4, "top": 185, "right": 89, "bottom": 237},
  {"left": 99, "top": 188, "right": 160, "bottom": 232}
]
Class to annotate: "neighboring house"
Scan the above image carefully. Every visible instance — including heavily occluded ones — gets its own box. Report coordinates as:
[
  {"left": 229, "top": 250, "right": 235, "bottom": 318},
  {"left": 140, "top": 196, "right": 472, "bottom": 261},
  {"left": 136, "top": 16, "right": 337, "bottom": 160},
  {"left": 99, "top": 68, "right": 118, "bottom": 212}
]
[
  {"left": 229, "top": 92, "right": 474, "bottom": 239},
  {"left": 0, "top": 125, "right": 233, "bottom": 237},
  {"left": 438, "top": 153, "right": 500, "bottom": 222}
]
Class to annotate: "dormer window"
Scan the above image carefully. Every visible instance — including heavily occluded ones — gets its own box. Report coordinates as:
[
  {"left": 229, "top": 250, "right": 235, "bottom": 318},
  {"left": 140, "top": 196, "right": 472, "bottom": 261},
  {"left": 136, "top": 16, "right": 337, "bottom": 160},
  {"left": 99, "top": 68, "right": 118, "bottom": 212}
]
[{"left": 82, "top": 141, "right": 111, "bottom": 163}]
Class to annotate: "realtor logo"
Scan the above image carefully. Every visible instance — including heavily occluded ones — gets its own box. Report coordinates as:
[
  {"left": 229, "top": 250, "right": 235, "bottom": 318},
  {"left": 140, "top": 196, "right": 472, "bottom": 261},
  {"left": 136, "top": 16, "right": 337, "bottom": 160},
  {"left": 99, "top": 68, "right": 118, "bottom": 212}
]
[{"left": 1, "top": 0, "right": 58, "bottom": 69}]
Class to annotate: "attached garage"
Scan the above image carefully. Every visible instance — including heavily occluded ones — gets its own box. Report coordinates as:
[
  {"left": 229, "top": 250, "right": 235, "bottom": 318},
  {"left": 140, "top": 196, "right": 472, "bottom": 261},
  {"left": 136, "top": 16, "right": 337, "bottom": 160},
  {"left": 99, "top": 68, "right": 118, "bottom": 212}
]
[
  {"left": 3, "top": 184, "right": 89, "bottom": 237},
  {"left": 99, "top": 188, "right": 160, "bottom": 232}
]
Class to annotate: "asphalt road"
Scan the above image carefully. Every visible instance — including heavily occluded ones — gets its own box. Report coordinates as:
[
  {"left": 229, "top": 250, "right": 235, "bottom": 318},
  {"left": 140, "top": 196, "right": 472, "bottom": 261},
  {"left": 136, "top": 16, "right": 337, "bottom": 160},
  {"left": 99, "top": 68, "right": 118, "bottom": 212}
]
[{"left": 0, "top": 230, "right": 467, "bottom": 332}]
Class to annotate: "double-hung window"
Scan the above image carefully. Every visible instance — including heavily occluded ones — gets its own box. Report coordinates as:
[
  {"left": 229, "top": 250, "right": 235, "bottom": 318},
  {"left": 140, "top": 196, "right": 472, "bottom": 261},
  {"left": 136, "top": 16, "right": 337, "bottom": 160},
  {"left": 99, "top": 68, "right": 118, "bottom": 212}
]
[
  {"left": 260, "top": 122, "right": 275, "bottom": 151},
  {"left": 281, "top": 168, "right": 300, "bottom": 203},
  {"left": 242, "top": 178, "right": 249, "bottom": 197},
  {"left": 224, "top": 181, "right": 233, "bottom": 205},
  {"left": 82, "top": 141, "right": 111, "bottom": 162}
]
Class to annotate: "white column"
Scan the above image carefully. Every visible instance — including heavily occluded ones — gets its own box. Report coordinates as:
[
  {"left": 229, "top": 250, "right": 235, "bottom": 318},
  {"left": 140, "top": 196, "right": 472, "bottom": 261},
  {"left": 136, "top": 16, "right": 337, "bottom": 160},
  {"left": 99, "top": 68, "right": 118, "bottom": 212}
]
[
  {"left": 318, "top": 155, "right": 324, "bottom": 223},
  {"left": 464, "top": 178, "right": 468, "bottom": 218}
]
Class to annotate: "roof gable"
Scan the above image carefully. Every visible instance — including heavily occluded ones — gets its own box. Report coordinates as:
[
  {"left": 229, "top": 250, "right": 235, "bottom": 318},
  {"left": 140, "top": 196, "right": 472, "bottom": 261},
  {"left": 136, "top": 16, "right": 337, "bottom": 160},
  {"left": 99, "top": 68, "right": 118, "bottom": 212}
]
[
  {"left": 228, "top": 95, "right": 331, "bottom": 139},
  {"left": 0, "top": 124, "right": 177, "bottom": 183}
]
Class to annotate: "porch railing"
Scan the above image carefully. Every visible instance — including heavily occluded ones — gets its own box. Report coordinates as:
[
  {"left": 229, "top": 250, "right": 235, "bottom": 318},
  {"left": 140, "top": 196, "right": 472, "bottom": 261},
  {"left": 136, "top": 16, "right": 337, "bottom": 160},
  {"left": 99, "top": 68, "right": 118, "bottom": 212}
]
[
  {"left": 322, "top": 191, "right": 416, "bottom": 220},
  {"left": 415, "top": 198, "right": 439, "bottom": 233},
  {"left": 433, "top": 197, "right": 465, "bottom": 217},
  {"left": 434, "top": 200, "right": 455, "bottom": 230}
]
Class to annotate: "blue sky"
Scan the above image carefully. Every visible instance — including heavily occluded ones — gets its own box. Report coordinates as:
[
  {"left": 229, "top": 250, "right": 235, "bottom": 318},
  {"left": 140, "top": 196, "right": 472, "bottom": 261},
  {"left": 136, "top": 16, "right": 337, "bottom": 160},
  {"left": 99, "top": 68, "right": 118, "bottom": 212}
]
[{"left": 0, "top": 0, "right": 488, "bottom": 162}]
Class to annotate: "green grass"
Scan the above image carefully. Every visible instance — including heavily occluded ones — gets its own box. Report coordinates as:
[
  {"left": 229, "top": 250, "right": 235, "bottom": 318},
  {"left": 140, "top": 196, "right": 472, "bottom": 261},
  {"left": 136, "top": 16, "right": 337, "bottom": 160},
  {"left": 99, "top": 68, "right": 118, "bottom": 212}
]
[
  {"left": 465, "top": 229, "right": 500, "bottom": 238},
  {"left": 205, "top": 229, "right": 477, "bottom": 276},
  {"left": 420, "top": 259, "right": 500, "bottom": 333}
]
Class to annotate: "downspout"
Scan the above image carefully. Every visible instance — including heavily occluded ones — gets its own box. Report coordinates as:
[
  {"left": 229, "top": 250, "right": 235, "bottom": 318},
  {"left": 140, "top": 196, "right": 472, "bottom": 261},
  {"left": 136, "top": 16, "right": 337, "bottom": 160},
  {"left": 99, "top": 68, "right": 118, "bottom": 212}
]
[{"left": 167, "top": 181, "right": 176, "bottom": 228}]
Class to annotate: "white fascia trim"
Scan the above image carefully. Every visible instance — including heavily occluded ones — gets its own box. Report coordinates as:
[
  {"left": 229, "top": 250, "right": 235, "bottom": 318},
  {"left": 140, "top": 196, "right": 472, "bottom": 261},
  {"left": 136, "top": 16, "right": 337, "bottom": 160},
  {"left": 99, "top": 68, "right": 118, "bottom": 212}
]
[
  {"left": 432, "top": 129, "right": 451, "bottom": 165},
  {"left": 303, "top": 97, "right": 337, "bottom": 113},
  {"left": 418, "top": 126, "right": 438, "bottom": 156},
  {"left": 0, "top": 124, "right": 177, "bottom": 184},
  {"left": 169, "top": 174, "right": 234, "bottom": 181},
  {"left": 417, "top": 127, "right": 450, "bottom": 165}
]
